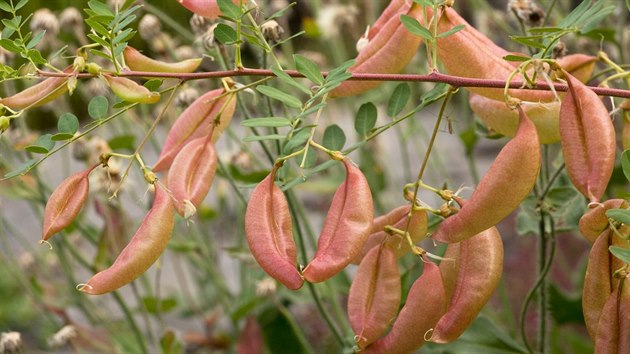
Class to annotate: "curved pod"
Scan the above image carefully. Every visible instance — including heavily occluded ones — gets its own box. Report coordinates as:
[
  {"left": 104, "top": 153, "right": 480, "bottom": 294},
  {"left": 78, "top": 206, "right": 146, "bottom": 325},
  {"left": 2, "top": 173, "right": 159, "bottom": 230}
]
[
  {"left": 81, "top": 183, "right": 175, "bottom": 295},
  {"left": 124, "top": 46, "right": 202, "bottom": 73},
  {"left": 302, "top": 158, "right": 374, "bottom": 282},
  {"left": 102, "top": 74, "right": 160, "bottom": 104},
  {"left": 594, "top": 280, "right": 630, "bottom": 354},
  {"left": 244, "top": 170, "right": 303, "bottom": 290},
  {"left": 432, "top": 106, "right": 540, "bottom": 243},
  {"left": 0, "top": 66, "right": 73, "bottom": 110}
]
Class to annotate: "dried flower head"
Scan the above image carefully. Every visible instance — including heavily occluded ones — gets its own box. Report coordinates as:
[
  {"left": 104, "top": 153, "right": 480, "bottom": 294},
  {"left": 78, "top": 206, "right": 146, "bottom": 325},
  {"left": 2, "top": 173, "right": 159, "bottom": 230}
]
[
  {"left": 190, "top": 14, "right": 213, "bottom": 35},
  {"left": 552, "top": 41, "right": 568, "bottom": 59},
  {"left": 48, "top": 325, "right": 77, "bottom": 348},
  {"left": 261, "top": 20, "right": 284, "bottom": 42},
  {"left": 176, "top": 86, "right": 200, "bottom": 108},
  {"left": 175, "top": 45, "right": 197, "bottom": 60},
  {"left": 256, "top": 277, "right": 277, "bottom": 296},
  {"left": 59, "top": 7, "right": 83, "bottom": 30},
  {"left": 316, "top": 4, "right": 359, "bottom": 39},
  {"left": 0, "top": 331, "right": 22, "bottom": 354},
  {"left": 31, "top": 9, "right": 60, "bottom": 36},
  {"left": 139, "top": 14, "right": 162, "bottom": 41},
  {"left": 508, "top": 0, "right": 545, "bottom": 27},
  {"left": 201, "top": 24, "right": 220, "bottom": 50}
]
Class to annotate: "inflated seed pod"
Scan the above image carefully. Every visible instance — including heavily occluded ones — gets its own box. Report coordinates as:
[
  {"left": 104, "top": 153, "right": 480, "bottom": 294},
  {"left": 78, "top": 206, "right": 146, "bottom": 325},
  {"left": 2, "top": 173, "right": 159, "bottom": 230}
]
[
  {"left": 244, "top": 169, "right": 303, "bottom": 290},
  {"left": 167, "top": 135, "right": 217, "bottom": 218},
  {"left": 330, "top": 1, "right": 423, "bottom": 98},
  {"left": 432, "top": 106, "right": 540, "bottom": 244},
  {"left": 302, "top": 158, "right": 374, "bottom": 283},
  {"left": 560, "top": 71, "right": 616, "bottom": 203},
  {"left": 352, "top": 205, "right": 428, "bottom": 264},
  {"left": 594, "top": 280, "right": 630, "bottom": 354},
  {"left": 0, "top": 66, "right": 73, "bottom": 111},
  {"left": 348, "top": 244, "right": 401, "bottom": 349},
  {"left": 153, "top": 88, "right": 236, "bottom": 171},
  {"left": 80, "top": 183, "right": 175, "bottom": 295},
  {"left": 178, "top": 0, "right": 247, "bottom": 19},
  {"left": 101, "top": 74, "right": 160, "bottom": 104},
  {"left": 123, "top": 46, "right": 202, "bottom": 73},
  {"left": 42, "top": 164, "right": 98, "bottom": 241},
  {"left": 363, "top": 261, "right": 447, "bottom": 354},
  {"left": 579, "top": 199, "right": 629, "bottom": 243},
  {"left": 432, "top": 227, "right": 503, "bottom": 343}
]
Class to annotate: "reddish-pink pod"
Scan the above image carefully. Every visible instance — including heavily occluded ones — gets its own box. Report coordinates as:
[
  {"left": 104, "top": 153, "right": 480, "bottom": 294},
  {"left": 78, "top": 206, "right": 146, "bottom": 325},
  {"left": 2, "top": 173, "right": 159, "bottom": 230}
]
[
  {"left": 560, "top": 72, "right": 616, "bottom": 203},
  {"left": 555, "top": 54, "right": 597, "bottom": 84},
  {"left": 330, "top": 1, "right": 423, "bottom": 97},
  {"left": 80, "top": 183, "right": 175, "bottom": 295},
  {"left": 579, "top": 199, "right": 629, "bottom": 243},
  {"left": 363, "top": 261, "right": 447, "bottom": 354},
  {"left": 352, "top": 205, "right": 428, "bottom": 264},
  {"left": 123, "top": 46, "right": 202, "bottom": 73},
  {"left": 302, "top": 158, "right": 374, "bottom": 283},
  {"left": 244, "top": 169, "right": 303, "bottom": 290},
  {"left": 432, "top": 106, "right": 540, "bottom": 243},
  {"left": 178, "top": 0, "right": 246, "bottom": 19},
  {"left": 42, "top": 164, "right": 98, "bottom": 241},
  {"left": 153, "top": 88, "right": 236, "bottom": 171},
  {"left": 432, "top": 227, "right": 504, "bottom": 343},
  {"left": 594, "top": 280, "right": 630, "bottom": 354},
  {"left": 348, "top": 244, "right": 401, "bottom": 349},
  {"left": 167, "top": 136, "right": 218, "bottom": 217},
  {"left": 0, "top": 66, "right": 73, "bottom": 111}
]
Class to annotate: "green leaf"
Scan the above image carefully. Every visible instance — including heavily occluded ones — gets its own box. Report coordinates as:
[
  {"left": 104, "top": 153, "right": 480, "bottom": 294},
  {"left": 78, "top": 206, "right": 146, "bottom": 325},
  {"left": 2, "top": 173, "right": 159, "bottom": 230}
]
[
  {"left": 88, "top": 96, "right": 109, "bottom": 119},
  {"left": 271, "top": 66, "right": 311, "bottom": 95},
  {"left": 606, "top": 209, "right": 630, "bottom": 225},
  {"left": 25, "top": 134, "right": 55, "bottom": 154},
  {"left": 0, "top": 38, "right": 21, "bottom": 52},
  {"left": 387, "top": 83, "right": 411, "bottom": 117},
  {"left": 256, "top": 85, "right": 302, "bottom": 108},
  {"left": 241, "top": 117, "right": 292, "bottom": 128},
  {"left": 621, "top": 150, "right": 630, "bottom": 183},
  {"left": 503, "top": 54, "right": 531, "bottom": 62},
  {"left": 112, "top": 28, "right": 134, "bottom": 44},
  {"left": 528, "top": 27, "right": 565, "bottom": 33},
  {"left": 4, "top": 158, "right": 38, "bottom": 178},
  {"left": 142, "top": 296, "right": 177, "bottom": 314},
  {"left": 51, "top": 133, "right": 75, "bottom": 141},
  {"left": 0, "top": 2, "right": 12, "bottom": 12},
  {"left": 214, "top": 23, "right": 237, "bottom": 43},
  {"left": 26, "top": 31, "right": 45, "bottom": 50},
  {"left": 400, "top": 14, "right": 432, "bottom": 40},
  {"left": 610, "top": 245, "right": 630, "bottom": 264},
  {"left": 144, "top": 79, "right": 163, "bottom": 92},
  {"left": 302, "top": 148, "right": 317, "bottom": 168},
  {"left": 108, "top": 135, "right": 135, "bottom": 151},
  {"left": 283, "top": 129, "right": 310, "bottom": 153},
  {"left": 14, "top": 0, "right": 27, "bottom": 11},
  {"left": 509, "top": 35, "right": 546, "bottom": 49},
  {"left": 217, "top": 0, "right": 241, "bottom": 20},
  {"left": 294, "top": 54, "right": 324, "bottom": 85},
  {"left": 354, "top": 102, "right": 377, "bottom": 136},
  {"left": 437, "top": 24, "right": 465, "bottom": 38},
  {"left": 322, "top": 124, "right": 346, "bottom": 151},
  {"left": 57, "top": 113, "right": 79, "bottom": 134},
  {"left": 88, "top": 0, "right": 114, "bottom": 17},
  {"left": 160, "top": 330, "right": 183, "bottom": 354},
  {"left": 26, "top": 49, "right": 46, "bottom": 65},
  {"left": 243, "top": 134, "right": 285, "bottom": 142}
]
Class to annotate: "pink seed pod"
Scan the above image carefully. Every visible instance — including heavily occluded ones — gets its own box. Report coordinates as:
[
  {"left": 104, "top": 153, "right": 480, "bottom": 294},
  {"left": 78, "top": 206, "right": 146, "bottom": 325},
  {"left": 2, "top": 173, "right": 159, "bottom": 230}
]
[
  {"left": 80, "top": 182, "right": 175, "bottom": 295},
  {"left": 167, "top": 135, "right": 218, "bottom": 218},
  {"left": 348, "top": 244, "right": 401, "bottom": 349},
  {"left": 302, "top": 158, "right": 374, "bottom": 283},
  {"left": 153, "top": 88, "right": 236, "bottom": 172},
  {"left": 123, "top": 46, "right": 202, "bottom": 73},
  {"left": 435, "top": 7, "right": 553, "bottom": 102},
  {"left": 560, "top": 71, "right": 616, "bottom": 203},
  {"left": 363, "top": 261, "right": 447, "bottom": 354},
  {"left": 554, "top": 54, "right": 597, "bottom": 83},
  {"left": 0, "top": 66, "right": 73, "bottom": 111},
  {"left": 432, "top": 227, "right": 504, "bottom": 343},
  {"left": 594, "top": 279, "right": 630, "bottom": 354},
  {"left": 101, "top": 74, "right": 160, "bottom": 104},
  {"left": 352, "top": 205, "right": 428, "bottom": 264},
  {"left": 579, "top": 199, "right": 629, "bottom": 243},
  {"left": 178, "top": 0, "right": 247, "bottom": 19},
  {"left": 244, "top": 169, "right": 303, "bottom": 290},
  {"left": 432, "top": 106, "right": 540, "bottom": 244},
  {"left": 42, "top": 164, "right": 99, "bottom": 241},
  {"left": 330, "top": 1, "right": 423, "bottom": 98}
]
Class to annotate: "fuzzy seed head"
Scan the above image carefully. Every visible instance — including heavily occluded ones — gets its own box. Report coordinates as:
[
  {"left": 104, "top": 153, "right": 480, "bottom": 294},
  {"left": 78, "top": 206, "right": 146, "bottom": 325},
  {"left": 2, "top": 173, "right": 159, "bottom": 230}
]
[
  {"left": 48, "top": 325, "right": 77, "bottom": 348},
  {"left": 0, "top": 331, "right": 22, "bottom": 354},
  {"left": 59, "top": 7, "right": 83, "bottom": 30},
  {"left": 31, "top": 9, "right": 60, "bottom": 36},
  {"left": 139, "top": 14, "right": 161, "bottom": 40},
  {"left": 261, "top": 20, "right": 284, "bottom": 42}
]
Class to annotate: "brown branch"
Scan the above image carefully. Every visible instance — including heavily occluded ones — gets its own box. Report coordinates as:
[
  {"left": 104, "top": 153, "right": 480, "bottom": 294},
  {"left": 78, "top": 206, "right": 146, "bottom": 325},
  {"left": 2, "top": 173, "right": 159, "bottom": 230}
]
[{"left": 37, "top": 68, "right": 630, "bottom": 98}]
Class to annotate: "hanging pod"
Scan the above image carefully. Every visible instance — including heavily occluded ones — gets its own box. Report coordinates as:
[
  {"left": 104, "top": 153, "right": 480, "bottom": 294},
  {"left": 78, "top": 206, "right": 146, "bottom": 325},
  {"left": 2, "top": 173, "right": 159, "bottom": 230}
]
[
  {"left": 432, "top": 106, "right": 540, "bottom": 244},
  {"left": 123, "top": 46, "right": 202, "bottom": 73},
  {"left": 0, "top": 66, "right": 74, "bottom": 111},
  {"left": 301, "top": 158, "right": 374, "bottom": 283},
  {"left": 244, "top": 167, "right": 303, "bottom": 290},
  {"left": 559, "top": 71, "right": 616, "bottom": 203},
  {"left": 594, "top": 278, "right": 630, "bottom": 354},
  {"left": 79, "top": 183, "right": 175, "bottom": 295}
]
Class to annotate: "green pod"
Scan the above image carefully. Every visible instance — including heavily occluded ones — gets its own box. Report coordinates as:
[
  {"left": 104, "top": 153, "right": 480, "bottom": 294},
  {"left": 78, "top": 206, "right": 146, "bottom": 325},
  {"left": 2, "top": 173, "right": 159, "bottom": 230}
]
[{"left": 102, "top": 74, "right": 160, "bottom": 104}]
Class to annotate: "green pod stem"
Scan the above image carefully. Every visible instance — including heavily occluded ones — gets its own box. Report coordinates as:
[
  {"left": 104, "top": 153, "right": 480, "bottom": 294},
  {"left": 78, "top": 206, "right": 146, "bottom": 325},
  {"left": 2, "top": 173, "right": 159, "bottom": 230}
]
[
  {"left": 432, "top": 106, "right": 540, "bottom": 244},
  {"left": 153, "top": 88, "right": 236, "bottom": 171},
  {"left": 80, "top": 183, "right": 175, "bottom": 295},
  {"left": 42, "top": 164, "right": 99, "bottom": 241},
  {"left": 302, "top": 158, "right": 374, "bottom": 283},
  {"left": 0, "top": 66, "right": 73, "bottom": 111},
  {"left": 560, "top": 71, "right": 616, "bottom": 203},
  {"left": 594, "top": 278, "right": 630, "bottom": 354},
  {"left": 167, "top": 135, "right": 218, "bottom": 217},
  {"left": 579, "top": 199, "right": 629, "bottom": 243},
  {"left": 244, "top": 169, "right": 303, "bottom": 290},
  {"left": 330, "top": 1, "right": 423, "bottom": 98},
  {"left": 432, "top": 227, "right": 504, "bottom": 343},
  {"left": 123, "top": 46, "right": 202, "bottom": 74},
  {"left": 348, "top": 244, "right": 401, "bottom": 349},
  {"left": 363, "top": 261, "right": 447, "bottom": 354},
  {"left": 352, "top": 205, "right": 428, "bottom": 264},
  {"left": 101, "top": 74, "right": 160, "bottom": 104}
]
